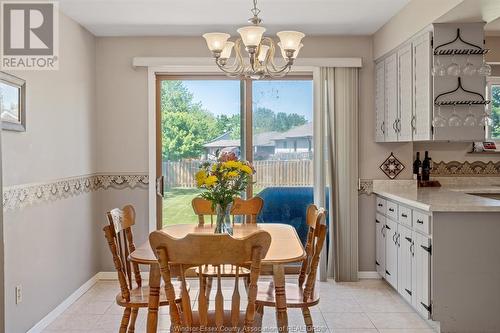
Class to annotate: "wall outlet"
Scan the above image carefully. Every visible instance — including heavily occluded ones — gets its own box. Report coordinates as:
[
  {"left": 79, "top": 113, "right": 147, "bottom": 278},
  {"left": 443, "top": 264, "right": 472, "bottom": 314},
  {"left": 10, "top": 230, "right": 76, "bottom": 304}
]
[{"left": 15, "top": 285, "right": 22, "bottom": 304}]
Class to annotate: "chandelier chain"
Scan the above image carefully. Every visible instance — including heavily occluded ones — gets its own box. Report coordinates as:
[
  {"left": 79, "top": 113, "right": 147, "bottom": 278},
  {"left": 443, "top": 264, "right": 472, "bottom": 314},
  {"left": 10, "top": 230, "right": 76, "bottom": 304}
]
[{"left": 250, "top": 0, "right": 261, "bottom": 20}]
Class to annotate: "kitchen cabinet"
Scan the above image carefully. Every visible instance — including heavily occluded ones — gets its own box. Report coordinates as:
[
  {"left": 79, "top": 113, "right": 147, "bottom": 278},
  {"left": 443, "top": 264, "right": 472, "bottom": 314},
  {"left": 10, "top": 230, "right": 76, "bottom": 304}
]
[
  {"left": 384, "top": 217, "right": 398, "bottom": 289},
  {"left": 397, "top": 43, "right": 413, "bottom": 142},
  {"left": 415, "top": 232, "right": 432, "bottom": 319},
  {"left": 398, "top": 224, "right": 414, "bottom": 305},
  {"left": 412, "top": 31, "right": 433, "bottom": 141},
  {"left": 375, "top": 61, "right": 386, "bottom": 142},
  {"left": 375, "top": 213, "right": 386, "bottom": 278},
  {"left": 375, "top": 30, "right": 432, "bottom": 143},
  {"left": 375, "top": 196, "right": 432, "bottom": 321}
]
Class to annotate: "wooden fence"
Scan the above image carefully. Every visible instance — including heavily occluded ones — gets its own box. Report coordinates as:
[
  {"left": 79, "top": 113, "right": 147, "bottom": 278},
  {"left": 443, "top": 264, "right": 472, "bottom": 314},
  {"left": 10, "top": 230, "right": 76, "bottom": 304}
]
[{"left": 163, "top": 159, "right": 313, "bottom": 188}]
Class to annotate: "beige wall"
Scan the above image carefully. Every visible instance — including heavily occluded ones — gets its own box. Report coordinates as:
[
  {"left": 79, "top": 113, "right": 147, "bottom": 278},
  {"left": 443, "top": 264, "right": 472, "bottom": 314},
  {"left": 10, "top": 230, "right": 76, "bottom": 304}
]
[
  {"left": 95, "top": 35, "right": 412, "bottom": 273},
  {"left": 2, "top": 13, "right": 98, "bottom": 333},
  {"left": 373, "top": 0, "right": 464, "bottom": 59}
]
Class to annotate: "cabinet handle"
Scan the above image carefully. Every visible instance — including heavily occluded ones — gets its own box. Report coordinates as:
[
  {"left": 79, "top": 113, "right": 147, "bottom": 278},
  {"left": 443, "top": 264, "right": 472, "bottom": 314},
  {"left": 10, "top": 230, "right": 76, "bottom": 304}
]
[
  {"left": 385, "top": 270, "right": 391, "bottom": 276},
  {"left": 420, "top": 302, "right": 432, "bottom": 313},
  {"left": 401, "top": 213, "right": 408, "bottom": 218},
  {"left": 405, "top": 236, "right": 412, "bottom": 243},
  {"left": 416, "top": 219, "right": 424, "bottom": 224},
  {"left": 389, "top": 208, "right": 395, "bottom": 212},
  {"left": 392, "top": 120, "right": 397, "bottom": 133},
  {"left": 410, "top": 241, "right": 415, "bottom": 256},
  {"left": 378, "top": 203, "right": 383, "bottom": 207},
  {"left": 380, "top": 121, "right": 385, "bottom": 134},
  {"left": 405, "top": 288, "right": 412, "bottom": 296},
  {"left": 375, "top": 260, "right": 380, "bottom": 266},
  {"left": 421, "top": 244, "right": 432, "bottom": 254},
  {"left": 375, "top": 219, "right": 380, "bottom": 224},
  {"left": 397, "top": 119, "right": 401, "bottom": 133},
  {"left": 385, "top": 225, "right": 391, "bottom": 230},
  {"left": 396, "top": 233, "right": 401, "bottom": 247},
  {"left": 411, "top": 115, "right": 416, "bottom": 133}
]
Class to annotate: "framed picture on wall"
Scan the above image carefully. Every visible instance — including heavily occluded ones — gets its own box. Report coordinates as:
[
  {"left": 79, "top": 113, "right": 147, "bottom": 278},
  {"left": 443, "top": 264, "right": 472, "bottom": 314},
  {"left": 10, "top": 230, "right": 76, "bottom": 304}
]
[{"left": 0, "top": 72, "right": 26, "bottom": 132}]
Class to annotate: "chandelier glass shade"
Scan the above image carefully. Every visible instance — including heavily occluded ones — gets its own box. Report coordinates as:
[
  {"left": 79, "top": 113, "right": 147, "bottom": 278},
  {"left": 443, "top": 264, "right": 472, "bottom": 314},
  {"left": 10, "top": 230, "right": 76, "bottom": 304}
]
[{"left": 202, "top": 0, "right": 305, "bottom": 79}]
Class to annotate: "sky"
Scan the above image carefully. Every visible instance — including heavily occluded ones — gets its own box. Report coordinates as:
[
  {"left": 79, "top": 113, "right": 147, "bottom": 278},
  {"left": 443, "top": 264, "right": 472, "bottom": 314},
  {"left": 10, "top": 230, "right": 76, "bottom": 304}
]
[{"left": 183, "top": 80, "right": 313, "bottom": 121}]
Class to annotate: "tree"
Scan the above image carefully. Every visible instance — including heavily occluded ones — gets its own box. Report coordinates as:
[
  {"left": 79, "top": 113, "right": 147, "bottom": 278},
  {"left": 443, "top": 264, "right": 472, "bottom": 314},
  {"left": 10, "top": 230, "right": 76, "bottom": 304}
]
[
  {"left": 161, "top": 81, "right": 219, "bottom": 160},
  {"left": 491, "top": 86, "right": 500, "bottom": 138},
  {"left": 253, "top": 107, "right": 307, "bottom": 133}
]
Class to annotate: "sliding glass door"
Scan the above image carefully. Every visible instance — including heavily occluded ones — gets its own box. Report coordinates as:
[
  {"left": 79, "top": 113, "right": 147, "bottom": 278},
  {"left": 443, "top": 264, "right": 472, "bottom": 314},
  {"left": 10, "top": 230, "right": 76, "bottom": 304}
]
[{"left": 156, "top": 75, "right": 313, "bottom": 235}]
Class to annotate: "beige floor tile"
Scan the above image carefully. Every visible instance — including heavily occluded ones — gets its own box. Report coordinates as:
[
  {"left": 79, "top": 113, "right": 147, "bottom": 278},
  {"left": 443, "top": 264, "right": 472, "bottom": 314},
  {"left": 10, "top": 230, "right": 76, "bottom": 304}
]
[
  {"left": 45, "top": 314, "right": 101, "bottom": 331},
  {"left": 367, "top": 312, "right": 431, "bottom": 329},
  {"left": 319, "top": 298, "right": 362, "bottom": 313},
  {"left": 322, "top": 313, "right": 375, "bottom": 329},
  {"left": 356, "top": 296, "right": 414, "bottom": 313}
]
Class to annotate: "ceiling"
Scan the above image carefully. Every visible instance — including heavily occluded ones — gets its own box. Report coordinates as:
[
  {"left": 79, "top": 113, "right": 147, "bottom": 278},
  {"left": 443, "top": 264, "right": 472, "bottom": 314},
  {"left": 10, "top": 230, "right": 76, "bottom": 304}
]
[{"left": 58, "top": 0, "right": 411, "bottom": 37}]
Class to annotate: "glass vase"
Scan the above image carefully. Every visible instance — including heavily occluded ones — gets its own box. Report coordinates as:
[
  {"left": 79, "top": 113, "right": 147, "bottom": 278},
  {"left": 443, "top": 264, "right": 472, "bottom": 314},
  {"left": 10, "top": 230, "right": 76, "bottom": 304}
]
[{"left": 214, "top": 203, "right": 233, "bottom": 235}]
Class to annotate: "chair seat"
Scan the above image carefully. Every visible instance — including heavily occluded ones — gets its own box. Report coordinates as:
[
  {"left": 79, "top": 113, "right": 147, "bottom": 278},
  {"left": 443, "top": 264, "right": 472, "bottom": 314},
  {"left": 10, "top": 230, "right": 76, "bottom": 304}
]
[
  {"left": 195, "top": 264, "right": 250, "bottom": 277},
  {"left": 116, "top": 281, "right": 187, "bottom": 308},
  {"left": 255, "top": 281, "right": 319, "bottom": 308}
]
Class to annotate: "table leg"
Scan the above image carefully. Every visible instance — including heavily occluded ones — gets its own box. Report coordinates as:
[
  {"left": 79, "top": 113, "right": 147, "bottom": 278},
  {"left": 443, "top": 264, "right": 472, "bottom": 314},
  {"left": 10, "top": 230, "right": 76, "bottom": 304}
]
[
  {"left": 273, "top": 264, "right": 288, "bottom": 332},
  {"left": 146, "top": 264, "right": 161, "bottom": 333}
]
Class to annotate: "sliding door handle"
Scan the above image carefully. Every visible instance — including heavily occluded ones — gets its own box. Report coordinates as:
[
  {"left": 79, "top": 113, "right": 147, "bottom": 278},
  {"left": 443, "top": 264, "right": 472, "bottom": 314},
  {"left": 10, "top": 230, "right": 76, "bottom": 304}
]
[{"left": 156, "top": 176, "right": 165, "bottom": 198}]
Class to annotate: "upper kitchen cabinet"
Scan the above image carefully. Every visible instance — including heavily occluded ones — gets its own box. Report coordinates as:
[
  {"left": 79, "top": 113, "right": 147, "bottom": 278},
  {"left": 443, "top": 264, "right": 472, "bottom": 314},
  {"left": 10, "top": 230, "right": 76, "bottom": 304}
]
[
  {"left": 374, "top": 23, "right": 488, "bottom": 142},
  {"left": 375, "top": 30, "right": 433, "bottom": 142}
]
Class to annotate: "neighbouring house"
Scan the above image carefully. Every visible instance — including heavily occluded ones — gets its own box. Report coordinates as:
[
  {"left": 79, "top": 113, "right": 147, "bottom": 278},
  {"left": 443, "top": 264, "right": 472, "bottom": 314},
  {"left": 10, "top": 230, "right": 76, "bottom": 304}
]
[
  {"left": 273, "top": 122, "right": 313, "bottom": 155},
  {"left": 202, "top": 123, "right": 313, "bottom": 160}
]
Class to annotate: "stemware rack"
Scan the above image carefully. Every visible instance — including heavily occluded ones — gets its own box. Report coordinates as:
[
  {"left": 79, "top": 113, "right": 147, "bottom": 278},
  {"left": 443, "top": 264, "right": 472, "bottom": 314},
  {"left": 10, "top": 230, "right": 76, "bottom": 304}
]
[
  {"left": 433, "top": 77, "right": 491, "bottom": 106},
  {"left": 433, "top": 28, "right": 489, "bottom": 56}
]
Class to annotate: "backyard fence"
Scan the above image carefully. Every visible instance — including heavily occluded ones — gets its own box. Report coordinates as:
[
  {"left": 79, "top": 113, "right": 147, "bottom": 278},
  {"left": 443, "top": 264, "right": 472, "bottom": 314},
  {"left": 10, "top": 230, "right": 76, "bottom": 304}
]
[{"left": 163, "top": 159, "right": 313, "bottom": 188}]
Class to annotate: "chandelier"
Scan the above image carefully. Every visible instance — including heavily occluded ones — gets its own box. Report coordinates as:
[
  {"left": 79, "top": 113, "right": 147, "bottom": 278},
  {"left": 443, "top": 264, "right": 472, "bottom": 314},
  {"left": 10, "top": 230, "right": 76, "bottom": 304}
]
[{"left": 202, "top": 0, "right": 305, "bottom": 79}]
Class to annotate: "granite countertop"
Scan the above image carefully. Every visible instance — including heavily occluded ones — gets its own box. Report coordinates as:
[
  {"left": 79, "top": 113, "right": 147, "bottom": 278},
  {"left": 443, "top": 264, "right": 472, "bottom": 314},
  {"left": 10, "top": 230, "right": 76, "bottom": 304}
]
[{"left": 372, "top": 180, "right": 500, "bottom": 212}]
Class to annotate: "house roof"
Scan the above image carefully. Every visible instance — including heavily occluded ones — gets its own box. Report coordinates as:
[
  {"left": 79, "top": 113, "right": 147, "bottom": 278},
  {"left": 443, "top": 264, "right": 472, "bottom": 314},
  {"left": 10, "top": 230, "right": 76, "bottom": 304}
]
[
  {"left": 273, "top": 122, "right": 313, "bottom": 140},
  {"left": 203, "top": 139, "right": 239, "bottom": 148}
]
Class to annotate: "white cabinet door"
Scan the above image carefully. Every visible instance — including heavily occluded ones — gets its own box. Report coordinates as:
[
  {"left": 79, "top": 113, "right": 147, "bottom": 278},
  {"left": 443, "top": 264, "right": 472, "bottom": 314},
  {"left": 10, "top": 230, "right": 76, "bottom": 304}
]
[
  {"left": 398, "top": 225, "right": 413, "bottom": 304},
  {"left": 375, "top": 213, "right": 386, "bottom": 278},
  {"left": 415, "top": 232, "right": 432, "bottom": 319},
  {"left": 412, "top": 31, "right": 432, "bottom": 141},
  {"left": 397, "top": 43, "right": 413, "bottom": 142},
  {"left": 385, "top": 53, "right": 399, "bottom": 142},
  {"left": 385, "top": 218, "right": 398, "bottom": 289},
  {"left": 375, "top": 60, "right": 386, "bottom": 142}
]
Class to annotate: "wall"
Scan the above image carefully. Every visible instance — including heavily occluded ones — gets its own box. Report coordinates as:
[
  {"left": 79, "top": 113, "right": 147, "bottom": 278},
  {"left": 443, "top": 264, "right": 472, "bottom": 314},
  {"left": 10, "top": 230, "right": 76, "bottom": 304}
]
[
  {"left": 95, "top": 35, "right": 408, "bottom": 273},
  {"left": 373, "top": 0, "right": 464, "bottom": 59},
  {"left": 2, "top": 13, "right": 98, "bottom": 333}
]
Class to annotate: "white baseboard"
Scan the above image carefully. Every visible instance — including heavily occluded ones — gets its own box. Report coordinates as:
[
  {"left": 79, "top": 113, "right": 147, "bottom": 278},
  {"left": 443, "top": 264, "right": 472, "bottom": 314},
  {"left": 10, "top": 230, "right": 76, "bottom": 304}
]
[
  {"left": 27, "top": 273, "right": 100, "bottom": 333},
  {"left": 358, "top": 271, "right": 382, "bottom": 279}
]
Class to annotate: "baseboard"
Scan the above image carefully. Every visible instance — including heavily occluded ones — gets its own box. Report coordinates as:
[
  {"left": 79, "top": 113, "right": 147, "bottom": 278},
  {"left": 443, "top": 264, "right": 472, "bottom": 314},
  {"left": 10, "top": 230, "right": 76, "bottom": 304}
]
[
  {"left": 27, "top": 273, "right": 100, "bottom": 333},
  {"left": 358, "top": 271, "right": 382, "bottom": 279}
]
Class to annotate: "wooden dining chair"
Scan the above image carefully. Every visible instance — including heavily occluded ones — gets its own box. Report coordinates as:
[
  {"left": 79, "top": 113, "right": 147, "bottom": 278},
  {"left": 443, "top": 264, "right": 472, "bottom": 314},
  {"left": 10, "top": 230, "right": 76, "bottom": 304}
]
[
  {"left": 103, "top": 205, "right": 185, "bottom": 333},
  {"left": 149, "top": 230, "right": 272, "bottom": 332},
  {"left": 192, "top": 197, "right": 215, "bottom": 226},
  {"left": 255, "top": 204, "right": 327, "bottom": 333},
  {"left": 231, "top": 197, "right": 264, "bottom": 224}
]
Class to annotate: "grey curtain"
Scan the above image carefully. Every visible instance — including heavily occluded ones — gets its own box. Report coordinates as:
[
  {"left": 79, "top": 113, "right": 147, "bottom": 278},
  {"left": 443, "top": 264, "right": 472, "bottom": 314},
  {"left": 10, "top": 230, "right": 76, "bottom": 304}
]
[{"left": 321, "top": 67, "right": 359, "bottom": 282}]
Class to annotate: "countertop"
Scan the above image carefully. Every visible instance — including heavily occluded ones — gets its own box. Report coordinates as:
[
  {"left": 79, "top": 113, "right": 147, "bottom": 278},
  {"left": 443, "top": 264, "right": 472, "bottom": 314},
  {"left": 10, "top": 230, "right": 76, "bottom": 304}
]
[{"left": 372, "top": 180, "right": 500, "bottom": 212}]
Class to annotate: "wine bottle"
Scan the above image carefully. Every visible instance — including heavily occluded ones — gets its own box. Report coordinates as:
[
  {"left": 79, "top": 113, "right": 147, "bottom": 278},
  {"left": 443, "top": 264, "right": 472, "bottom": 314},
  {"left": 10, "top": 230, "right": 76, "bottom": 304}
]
[
  {"left": 422, "top": 151, "right": 430, "bottom": 181},
  {"left": 413, "top": 152, "right": 421, "bottom": 181}
]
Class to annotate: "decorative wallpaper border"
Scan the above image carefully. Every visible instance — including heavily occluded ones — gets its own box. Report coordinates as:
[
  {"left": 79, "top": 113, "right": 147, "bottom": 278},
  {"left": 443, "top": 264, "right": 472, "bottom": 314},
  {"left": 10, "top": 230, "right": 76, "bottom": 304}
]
[
  {"left": 358, "top": 179, "right": 373, "bottom": 195},
  {"left": 431, "top": 161, "right": 500, "bottom": 177},
  {"left": 3, "top": 174, "right": 148, "bottom": 211}
]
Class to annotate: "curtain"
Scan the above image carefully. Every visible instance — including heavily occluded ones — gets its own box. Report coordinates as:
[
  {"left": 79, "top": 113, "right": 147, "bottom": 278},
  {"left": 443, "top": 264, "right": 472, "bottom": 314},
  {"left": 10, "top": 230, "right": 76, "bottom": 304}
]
[{"left": 321, "top": 67, "right": 359, "bottom": 282}]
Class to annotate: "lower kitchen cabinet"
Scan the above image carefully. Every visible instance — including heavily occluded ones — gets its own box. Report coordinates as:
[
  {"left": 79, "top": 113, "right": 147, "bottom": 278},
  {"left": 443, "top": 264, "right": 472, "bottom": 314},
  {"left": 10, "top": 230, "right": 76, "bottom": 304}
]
[
  {"left": 398, "top": 225, "right": 414, "bottom": 305},
  {"left": 375, "top": 195, "right": 432, "bottom": 320},
  {"left": 385, "top": 218, "right": 398, "bottom": 289},
  {"left": 375, "top": 213, "right": 386, "bottom": 278},
  {"left": 415, "top": 232, "right": 432, "bottom": 319}
]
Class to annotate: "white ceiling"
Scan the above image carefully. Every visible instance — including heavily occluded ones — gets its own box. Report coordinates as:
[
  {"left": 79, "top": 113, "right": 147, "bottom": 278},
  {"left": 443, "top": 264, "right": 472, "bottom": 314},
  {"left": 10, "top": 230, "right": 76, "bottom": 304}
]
[{"left": 58, "top": 0, "right": 411, "bottom": 37}]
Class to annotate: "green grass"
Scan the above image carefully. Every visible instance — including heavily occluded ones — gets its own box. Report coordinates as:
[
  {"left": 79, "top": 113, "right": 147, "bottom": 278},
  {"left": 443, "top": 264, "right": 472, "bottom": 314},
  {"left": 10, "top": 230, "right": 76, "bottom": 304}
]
[{"left": 162, "top": 186, "right": 264, "bottom": 227}]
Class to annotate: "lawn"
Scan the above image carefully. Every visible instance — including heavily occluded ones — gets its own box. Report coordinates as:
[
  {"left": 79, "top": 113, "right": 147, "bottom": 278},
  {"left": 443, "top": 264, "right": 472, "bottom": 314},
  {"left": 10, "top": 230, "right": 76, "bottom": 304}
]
[{"left": 162, "top": 187, "right": 264, "bottom": 227}]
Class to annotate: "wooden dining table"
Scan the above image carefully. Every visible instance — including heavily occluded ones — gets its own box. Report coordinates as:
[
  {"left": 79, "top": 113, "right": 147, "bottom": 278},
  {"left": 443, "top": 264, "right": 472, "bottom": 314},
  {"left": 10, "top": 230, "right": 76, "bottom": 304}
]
[{"left": 129, "top": 223, "right": 306, "bottom": 333}]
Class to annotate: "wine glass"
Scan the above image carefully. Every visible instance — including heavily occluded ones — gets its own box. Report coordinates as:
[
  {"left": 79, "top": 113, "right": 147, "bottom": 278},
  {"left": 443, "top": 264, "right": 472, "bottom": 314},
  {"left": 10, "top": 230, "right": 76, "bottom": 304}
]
[
  {"left": 432, "top": 105, "right": 447, "bottom": 128},
  {"left": 480, "top": 110, "right": 493, "bottom": 126},
  {"left": 447, "top": 55, "right": 460, "bottom": 76},
  {"left": 461, "top": 54, "right": 476, "bottom": 76},
  {"left": 463, "top": 103, "right": 477, "bottom": 127},
  {"left": 432, "top": 57, "right": 447, "bottom": 77},
  {"left": 478, "top": 54, "right": 492, "bottom": 76},
  {"left": 448, "top": 104, "right": 462, "bottom": 127}
]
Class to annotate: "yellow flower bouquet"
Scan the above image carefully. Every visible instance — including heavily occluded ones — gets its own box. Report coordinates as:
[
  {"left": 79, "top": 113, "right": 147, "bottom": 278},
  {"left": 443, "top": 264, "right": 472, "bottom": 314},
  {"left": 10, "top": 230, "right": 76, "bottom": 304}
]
[{"left": 195, "top": 151, "right": 254, "bottom": 234}]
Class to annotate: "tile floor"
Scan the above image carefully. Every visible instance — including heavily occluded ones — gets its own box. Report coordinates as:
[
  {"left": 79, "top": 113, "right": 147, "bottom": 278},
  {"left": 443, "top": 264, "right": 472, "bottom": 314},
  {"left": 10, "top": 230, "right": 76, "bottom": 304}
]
[{"left": 42, "top": 278, "right": 436, "bottom": 333}]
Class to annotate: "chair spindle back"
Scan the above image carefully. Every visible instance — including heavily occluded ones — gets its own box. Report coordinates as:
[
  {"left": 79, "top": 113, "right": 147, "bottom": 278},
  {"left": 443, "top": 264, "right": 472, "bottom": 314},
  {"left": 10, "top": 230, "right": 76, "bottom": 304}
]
[
  {"left": 103, "top": 205, "right": 142, "bottom": 302},
  {"left": 192, "top": 197, "right": 215, "bottom": 226},
  {"left": 149, "top": 231, "right": 272, "bottom": 331},
  {"left": 231, "top": 197, "right": 264, "bottom": 224}
]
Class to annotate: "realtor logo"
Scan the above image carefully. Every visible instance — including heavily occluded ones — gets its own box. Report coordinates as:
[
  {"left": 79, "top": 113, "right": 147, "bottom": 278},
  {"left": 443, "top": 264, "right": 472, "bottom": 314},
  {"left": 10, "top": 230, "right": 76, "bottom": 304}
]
[{"left": 1, "top": 1, "right": 59, "bottom": 70}]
